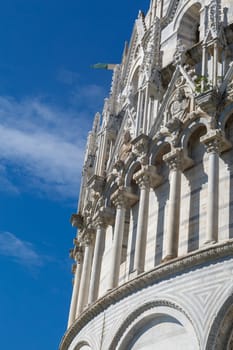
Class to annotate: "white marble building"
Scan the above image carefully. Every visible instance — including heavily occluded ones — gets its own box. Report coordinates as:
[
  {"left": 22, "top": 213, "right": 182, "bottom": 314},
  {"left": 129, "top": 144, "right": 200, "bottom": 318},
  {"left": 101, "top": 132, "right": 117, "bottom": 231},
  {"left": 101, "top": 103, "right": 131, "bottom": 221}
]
[{"left": 60, "top": 1, "right": 233, "bottom": 349}]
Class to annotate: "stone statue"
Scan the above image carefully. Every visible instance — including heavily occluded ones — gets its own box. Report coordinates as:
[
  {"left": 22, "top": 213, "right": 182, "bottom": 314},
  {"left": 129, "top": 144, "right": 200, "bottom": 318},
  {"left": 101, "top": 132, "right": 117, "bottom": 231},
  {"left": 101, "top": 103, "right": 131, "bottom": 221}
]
[
  {"left": 169, "top": 87, "right": 189, "bottom": 122},
  {"left": 118, "top": 130, "right": 132, "bottom": 162}
]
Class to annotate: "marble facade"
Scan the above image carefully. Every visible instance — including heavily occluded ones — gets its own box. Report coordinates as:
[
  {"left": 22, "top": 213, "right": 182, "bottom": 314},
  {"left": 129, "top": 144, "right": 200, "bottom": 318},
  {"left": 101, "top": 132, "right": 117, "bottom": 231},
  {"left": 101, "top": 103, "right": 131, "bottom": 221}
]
[{"left": 60, "top": 1, "right": 233, "bottom": 349}]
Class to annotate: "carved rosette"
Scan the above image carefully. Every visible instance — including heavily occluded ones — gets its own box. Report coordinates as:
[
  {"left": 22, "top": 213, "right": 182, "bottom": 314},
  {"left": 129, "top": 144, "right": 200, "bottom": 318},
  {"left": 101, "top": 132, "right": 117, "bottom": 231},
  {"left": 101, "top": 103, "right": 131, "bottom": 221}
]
[
  {"left": 133, "top": 165, "right": 162, "bottom": 189},
  {"left": 200, "top": 129, "right": 232, "bottom": 154},
  {"left": 163, "top": 148, "right": 193, "bottom": 171},
  {"left": 111, "top": 187, "right": 139, "bottom": 209}
]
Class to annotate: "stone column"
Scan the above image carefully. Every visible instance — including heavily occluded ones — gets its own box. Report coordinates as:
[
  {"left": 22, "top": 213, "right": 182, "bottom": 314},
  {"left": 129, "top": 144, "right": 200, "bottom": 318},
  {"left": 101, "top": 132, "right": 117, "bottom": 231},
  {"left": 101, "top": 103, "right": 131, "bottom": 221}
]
[
  {"left": 213, "top": 41, "right": 219, "bottom": 88},
  {"left": 201, "top": 130, "right": 231, "bottom": 244},
  {"left": 108, "top": 188, "right": 138, "bottom": 290},
  {"left": 163, "top": 149, "right": 192, "bottom": 260},
  {"left": 133, "top": 166, "right": 162, "bottom": 274},
  {"left": 67, "top": 248, "right": 83, "bottom": 328},
  {"left": 76, "top": 233, "right": 94, "bottom": 315},
  {"left": 88, "top": 213, "right": 107, "bottom": 304}
]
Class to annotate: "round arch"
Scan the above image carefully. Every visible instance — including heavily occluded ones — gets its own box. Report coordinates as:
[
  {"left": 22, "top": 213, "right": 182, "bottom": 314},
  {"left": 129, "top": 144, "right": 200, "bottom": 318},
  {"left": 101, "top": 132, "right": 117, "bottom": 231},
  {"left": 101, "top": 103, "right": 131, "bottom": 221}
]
[
  {"left": 124, "top": 160, "right": 141, "bottom": 187},
  {"left": 206, "top": 293, "right": 233, "bottom": 349},
  {"left": 108, "top": 300, "right": 200, "bottom": 350},
  {"left": 174, "top": 1, "right": 201, "bottom": 43},
  {"left": 74, "top": 342, "right": 91, "bottom": 350},
  {"left": 150, "top": 139, "right": 172, "bottom": 166},
  {"left": 218, "top": 102, "right": 233, "bottom": 131},
  {"left": 180, "top": 118, "right": 209, "bottom": 151}
]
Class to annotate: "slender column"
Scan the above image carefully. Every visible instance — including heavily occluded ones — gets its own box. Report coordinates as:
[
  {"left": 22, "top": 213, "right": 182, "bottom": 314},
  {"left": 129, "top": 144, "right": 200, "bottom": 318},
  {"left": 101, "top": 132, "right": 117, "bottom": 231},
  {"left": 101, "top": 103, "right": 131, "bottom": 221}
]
[
  {"left": 201, "top": 43, "right": 208, "bottom": 92},
  {"left": 135, "top": 90, "right": 142, "bottom": 136},
  {"left": 88, "top": 218, "right": 107, "bottom": 304},
  {"left": 163, "top": 149, "right": 183, "bottom": 260},
  {"left": 67, "top": 249, "right": 83, "bottom": 328},
  {"left": 133, "top": 166, "right": 162, "bottom": 274},
  {"left": 213, "top": 41, "right": 219, "bottom": 87},
  {"left": 108, "top": 188, "right": 138, "bottom": 290},
  {"left": 201, "top": 130, "right": 230, "bottom": 243},
  {"left": 108, "top": 192, "right": 127, "bottom": 290},
  {"left": 142, "top": 86, "right": 149, "bottom": 134},
  {"left": 76, "top": 233, "right": 94, "bottom": 315}
]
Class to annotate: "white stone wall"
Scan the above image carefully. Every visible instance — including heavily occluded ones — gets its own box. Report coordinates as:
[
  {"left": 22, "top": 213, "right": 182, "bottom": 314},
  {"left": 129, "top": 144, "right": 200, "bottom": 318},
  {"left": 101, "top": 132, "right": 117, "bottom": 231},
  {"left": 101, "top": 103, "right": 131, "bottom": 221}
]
[{"left": 67, "top": 254, "right": 233, "bottom": 350}]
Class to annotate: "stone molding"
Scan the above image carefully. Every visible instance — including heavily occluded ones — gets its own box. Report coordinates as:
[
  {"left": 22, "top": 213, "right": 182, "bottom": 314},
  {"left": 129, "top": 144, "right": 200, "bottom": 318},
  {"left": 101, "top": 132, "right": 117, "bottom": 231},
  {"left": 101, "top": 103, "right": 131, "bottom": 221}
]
[{"left": 59, "top": 240, "right": 233, "bottom": 350}]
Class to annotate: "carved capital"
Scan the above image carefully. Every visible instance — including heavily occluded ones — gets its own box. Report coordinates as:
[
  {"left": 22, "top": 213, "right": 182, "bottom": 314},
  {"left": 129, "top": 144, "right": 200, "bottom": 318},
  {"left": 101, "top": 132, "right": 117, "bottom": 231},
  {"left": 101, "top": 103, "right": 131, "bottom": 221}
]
[
  {"left": 93, "top": 207, "right": 115, "bottom": 228},
  {"left": 200, "top": 129, "right": 232, "bottom": 154},
  {"left": 111, "top": 187, "right": 139, "bottom": 209},
  {"left": 81, "top": 230, "right": 94, "bottom": 246},
  {"left": 163, "top": 148, "right": 193, "bottom": 171},
  {"left": 133, "top": 165, "right": 162, "bottom": 189}
]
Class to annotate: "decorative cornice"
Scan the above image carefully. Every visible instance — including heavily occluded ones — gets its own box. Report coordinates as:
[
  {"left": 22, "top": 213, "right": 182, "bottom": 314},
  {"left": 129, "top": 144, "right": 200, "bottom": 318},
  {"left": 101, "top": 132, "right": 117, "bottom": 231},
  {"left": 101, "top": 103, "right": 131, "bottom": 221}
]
[{"left": 59, "top": 240, "right": 233, "bottom": 350}]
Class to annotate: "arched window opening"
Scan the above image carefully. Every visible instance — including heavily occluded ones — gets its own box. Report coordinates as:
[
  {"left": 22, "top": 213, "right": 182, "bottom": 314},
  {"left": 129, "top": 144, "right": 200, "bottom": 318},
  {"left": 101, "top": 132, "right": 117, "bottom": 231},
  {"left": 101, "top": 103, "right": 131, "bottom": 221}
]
[{"left": 177, "top": 3, "right": 201, "bottom": 50}]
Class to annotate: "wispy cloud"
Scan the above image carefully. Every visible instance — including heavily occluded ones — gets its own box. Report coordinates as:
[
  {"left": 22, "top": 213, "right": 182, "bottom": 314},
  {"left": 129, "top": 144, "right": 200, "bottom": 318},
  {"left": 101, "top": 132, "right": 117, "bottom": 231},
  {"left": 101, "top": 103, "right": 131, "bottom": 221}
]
[
  {"left": 0, "top": 232, "right": 42, "bottom": 267},
  {"left": 0, "top": 96, "right": 94, "bottom": 200},
  {"left": 57, "top": 68, "right": 79, "bottom": 85},
  {"left": 71, "top": 84, "right": 106, "bottom": 109}
]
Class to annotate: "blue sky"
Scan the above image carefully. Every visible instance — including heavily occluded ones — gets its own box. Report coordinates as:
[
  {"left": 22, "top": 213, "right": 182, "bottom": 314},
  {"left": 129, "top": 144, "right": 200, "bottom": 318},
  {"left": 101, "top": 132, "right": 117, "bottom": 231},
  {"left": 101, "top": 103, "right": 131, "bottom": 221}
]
[{"left": 0, "top": 1, "right": 148, "bottom": 349}]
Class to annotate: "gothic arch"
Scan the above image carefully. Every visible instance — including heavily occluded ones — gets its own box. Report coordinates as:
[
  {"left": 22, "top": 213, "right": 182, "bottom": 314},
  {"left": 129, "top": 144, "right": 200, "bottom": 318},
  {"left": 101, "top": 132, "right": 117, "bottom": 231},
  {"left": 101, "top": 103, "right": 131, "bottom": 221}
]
[{"left": 108, "top": 300, "right": 200, "bottom": 350}]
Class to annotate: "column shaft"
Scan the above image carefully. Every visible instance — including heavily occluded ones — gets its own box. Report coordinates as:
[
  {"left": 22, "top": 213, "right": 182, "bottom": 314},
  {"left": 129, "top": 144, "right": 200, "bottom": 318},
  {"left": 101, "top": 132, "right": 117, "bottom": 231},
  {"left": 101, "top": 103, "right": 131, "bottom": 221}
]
[
  {"left": 163, "top": 150, "right": 184, "bottom": 260},
  {"left": 166, "top": 167, "right": 181, "bottom": 258},
  {"left": 67, "top": 260, "right": 83, "bottom": 327},
  {"left": 135, "top": 90, "right": 142, "bottom": 136},
  {"left": 88, "top": 225, "right": 106, "bottom": 304},
  {"left": 108, "top": 205, "right": 126, "bottom": 290},
  {"left": 206, "top": 151, "right": 219, "bottom": 243},
  {"left": 213, "top": 42, "right": 219, "bottom": 87},
  {"left": 134, "top": 185, "right": 150, "bottom": 274},
  {"left": 76, "top": 238, "right": 94, "bottom": 315},
  {"left": 200, "top": 130, "right": 230, "bottom": 244}
]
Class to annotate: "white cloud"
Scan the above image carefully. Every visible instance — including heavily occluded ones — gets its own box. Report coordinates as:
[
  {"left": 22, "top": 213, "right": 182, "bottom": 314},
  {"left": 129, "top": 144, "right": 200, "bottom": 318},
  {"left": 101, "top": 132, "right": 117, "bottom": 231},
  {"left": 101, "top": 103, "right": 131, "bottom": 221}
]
[
  {"left": 0, "top": 231, "right": 42, "bottom": 267},
  {"left": 71, "top": 84, "right": 106, "bottom": 109},
  {"left": 0, "top": 72, "right": 108, "bottom": 201},
  {"left": 0, "top": 96, "right": 93, "bottom": 200}
]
